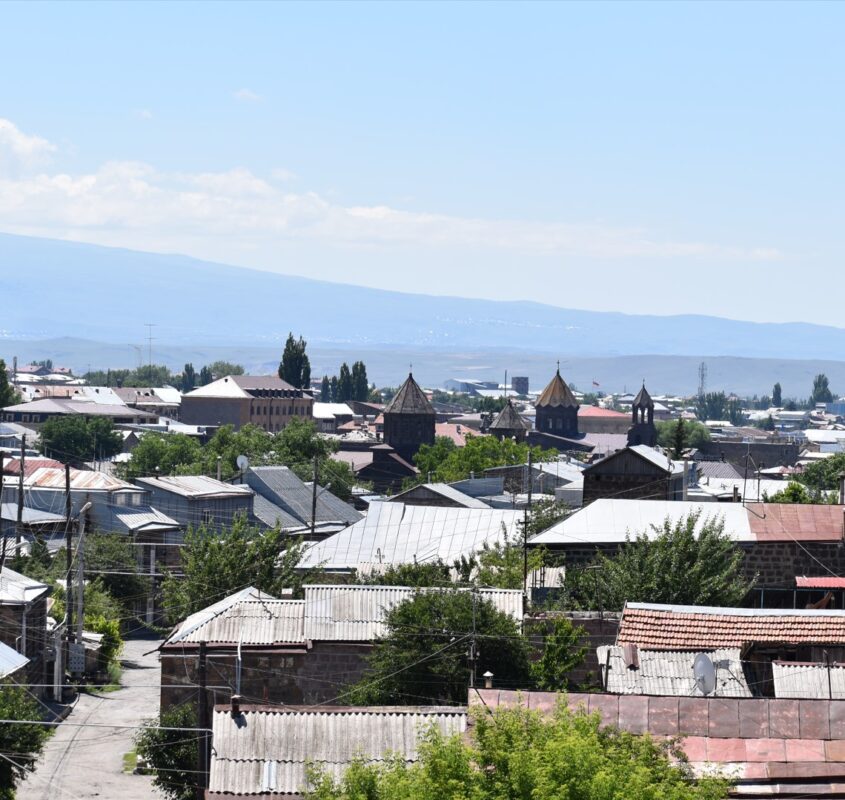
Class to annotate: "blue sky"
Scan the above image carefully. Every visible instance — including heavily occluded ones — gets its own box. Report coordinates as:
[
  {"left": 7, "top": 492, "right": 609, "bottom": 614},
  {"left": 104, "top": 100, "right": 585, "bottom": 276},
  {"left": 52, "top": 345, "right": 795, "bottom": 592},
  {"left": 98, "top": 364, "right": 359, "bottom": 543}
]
[{"left": 0, "top": 1, "right": 842, "bottom": 325}]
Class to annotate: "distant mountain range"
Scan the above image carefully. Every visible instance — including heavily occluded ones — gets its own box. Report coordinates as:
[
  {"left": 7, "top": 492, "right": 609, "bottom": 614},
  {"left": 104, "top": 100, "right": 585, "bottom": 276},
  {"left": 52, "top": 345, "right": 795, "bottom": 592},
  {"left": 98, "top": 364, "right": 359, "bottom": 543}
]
[{"left": 1, "top": 232, "right": 843, "bottom": 396}]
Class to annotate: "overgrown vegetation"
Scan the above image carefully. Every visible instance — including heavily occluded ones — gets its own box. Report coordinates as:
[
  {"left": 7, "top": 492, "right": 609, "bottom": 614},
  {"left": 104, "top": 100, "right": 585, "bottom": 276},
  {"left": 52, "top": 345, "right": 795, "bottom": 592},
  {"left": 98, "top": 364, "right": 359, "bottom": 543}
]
[
  {"left": 656, "top": 418, "right": 710, "bottom": 457},
  {"left": 39, "top": 415, "right": 123, "bottom": 463},
  {"left": 135, "top": 705, "right": 199, "bottom": 800},
  {"left": 0, "top": 687, "right": 51, "bottom": 800},
  {"left": 305, "top": 702, "right": 730, "bottom": 800}
]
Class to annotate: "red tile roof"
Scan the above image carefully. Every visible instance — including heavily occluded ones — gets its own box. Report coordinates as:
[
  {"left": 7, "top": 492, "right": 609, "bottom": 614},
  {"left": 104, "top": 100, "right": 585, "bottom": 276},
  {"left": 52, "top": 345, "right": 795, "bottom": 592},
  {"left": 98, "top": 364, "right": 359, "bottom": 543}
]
[
  {"left": 578, "top": 406, "right": 628, "bottom": 418},
  {"left": 747, "top": 503, "right": 845, "bottom": 542},
  {"left": 796, "top": 576, "right": 845, "bottom": 589},
  {"left": 618, "top": 603, "right": 845, "bottom": 650}
]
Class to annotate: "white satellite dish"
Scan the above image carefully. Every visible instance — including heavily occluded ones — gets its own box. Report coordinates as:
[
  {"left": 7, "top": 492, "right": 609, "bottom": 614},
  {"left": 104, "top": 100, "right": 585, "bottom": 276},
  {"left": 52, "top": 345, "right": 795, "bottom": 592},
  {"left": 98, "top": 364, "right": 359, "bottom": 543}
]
[
  {"left": 693, "top": 653, "right": 717, "bottom": 696},
  {"left": 236, "top": 455, "right": 250, "bottom": 471}
]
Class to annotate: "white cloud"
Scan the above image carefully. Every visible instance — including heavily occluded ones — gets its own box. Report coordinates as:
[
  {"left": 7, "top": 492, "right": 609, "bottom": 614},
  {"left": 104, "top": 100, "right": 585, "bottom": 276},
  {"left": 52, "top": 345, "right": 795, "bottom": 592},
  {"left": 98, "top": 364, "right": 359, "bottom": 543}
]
[
  {"left": 233, "top": 88, "right": 261, "bottom": 103},
  {"left": 0, "top": 118, "right": 56, "bottom": 169},
  {"left": 0, "top": 117, "right": 783, "bottom": 269},
  {"left": 133, "top": 109, "right": 153, "bottom": 120}
]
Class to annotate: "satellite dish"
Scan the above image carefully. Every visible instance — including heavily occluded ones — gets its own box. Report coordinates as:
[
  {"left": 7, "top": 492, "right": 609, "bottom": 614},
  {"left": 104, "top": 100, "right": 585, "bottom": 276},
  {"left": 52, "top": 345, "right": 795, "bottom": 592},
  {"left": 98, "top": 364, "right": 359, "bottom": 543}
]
[
  {"left": 693, "top": 653, "right": 717, "bottom": 696},
  {"left": 236, "top": 455, "right": 250, "bottom": 471}
]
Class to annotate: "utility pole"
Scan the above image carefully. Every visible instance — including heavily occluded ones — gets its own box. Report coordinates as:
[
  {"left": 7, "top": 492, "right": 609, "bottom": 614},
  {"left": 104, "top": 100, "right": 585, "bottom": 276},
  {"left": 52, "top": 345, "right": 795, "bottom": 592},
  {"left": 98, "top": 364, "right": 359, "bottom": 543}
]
[
  {"left": 76, "top": 509, "right": 86, "bottom": 644},
  {"left": 197, "top": 641, "right": 209, "bottom": 800},
  {"left": 311, "top": 453, "right": 319, "bottom": 537},
  {"left": 0, "top": 452, "right": 6, "bottom": 570},
  {"left": 144, "top": 323, "right": 156, "bottom": 384},
  {"left": 523, "top": 449, "right": 533, "bottom": 607},
  {"left": 64, "top": 464, "right": 72, "bottom": 685},
  {"left": 15, "top": 435, "right": 25, "bottom": 549}
]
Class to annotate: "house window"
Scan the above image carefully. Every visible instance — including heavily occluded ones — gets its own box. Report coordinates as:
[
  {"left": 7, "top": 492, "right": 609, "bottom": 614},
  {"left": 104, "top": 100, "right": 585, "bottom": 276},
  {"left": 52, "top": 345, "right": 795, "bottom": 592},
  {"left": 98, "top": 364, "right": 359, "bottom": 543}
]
[{"left": 201, "top": 509, "right": 214, "bottom": 525}]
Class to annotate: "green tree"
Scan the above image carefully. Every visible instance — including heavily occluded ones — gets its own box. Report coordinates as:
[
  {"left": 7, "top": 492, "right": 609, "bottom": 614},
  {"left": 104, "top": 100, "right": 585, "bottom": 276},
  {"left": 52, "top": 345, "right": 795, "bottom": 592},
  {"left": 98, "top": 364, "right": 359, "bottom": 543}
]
[
  {"left": 160, "top": 515, "right": 306, "bottom": 625},
  {"left": 351, "top": 361, "right": 369, "bottom": 402},
  {"left": 355, "top": 560, "right": 453, "bottom": 588},
  {"left": 337, "top": 362, "right": 353, "bottom": 402},
  {"left": 455, "top": 530, "right": 546, "bottom": 590},
  {"left": 0, "top": 687, "right": 51, "bottom": 800},
  {"left": 84, "top": 533, "right": 149, "bottom": 612},
  {"left": 764, "top": 481, "right": 815, "bottom": 504},
  {"left": 180, "top": 363, "right": 196, "bottom": 392},
  {"left": 330, "top": 375, "right": 339, "bottom": 402},
  {"left": 206, "top": 360, "right": 244, "bottom": 379},
  {"left": 279, "top": 332, "right": 311, "bottom": 389},
  {"left": 135, "top": 705, "right": 198, "bottom": 800},
  {"left": 811, "top": 373, "right": 834, "bottom": 405},
  {"left": 198, "top": 365, "right": 213, "bottom": 386},
  {"left": 529, "top": 616, "right": 587, "bottom": 691},
  {"left": 347, "top": 590, "right": 531, "bottom": 705},
  {"left": 695, "top": 391, "right": 728, "bottom": 422},
  {"left": 40, "top": 415, "right": 123, "bottom": 463},
  {"left": 413, "top": 435, "right": 555, "bottom": 484},
  {"left": 0, "top": 359, "right": 21, "bottom": 407},
  {"left": 772, "top": 382, "right": 782, "bottom": 407},
  {"left": 656, "top": 419, "right": 710, "bottom": 455},
  {"left": 306, "top": 702, "right": 729, "bottom": 800},
  {"left": 320, "top": 375, "right": 331, "bottom": 402},
  {"left": 798, "top": 452, "right": 845, "bottom": 493},
  {"left": 118, "top": 432, "right": 204, "bottom": 480},
  {"left": 567, "top": 511, "right": 754, "bottom": 611},
  {"left": 727, "top": 397, "right": 745, "bottom": 426}
]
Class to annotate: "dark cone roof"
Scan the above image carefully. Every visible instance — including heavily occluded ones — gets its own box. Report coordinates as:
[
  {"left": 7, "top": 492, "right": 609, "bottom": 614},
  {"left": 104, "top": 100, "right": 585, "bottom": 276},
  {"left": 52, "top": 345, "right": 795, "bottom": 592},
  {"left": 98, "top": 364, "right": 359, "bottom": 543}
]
[
  {"left": 384, "top": 373, "right": 435, "bottom": 416},
  {"left": 490, "top": 400, "right": 530, "bottom": 431},
  {"left": 535, "top": 369, "right": 579, "bottom": 409},
  {"left": 633, "top": 383, "right": 654, "bottom": 408}
]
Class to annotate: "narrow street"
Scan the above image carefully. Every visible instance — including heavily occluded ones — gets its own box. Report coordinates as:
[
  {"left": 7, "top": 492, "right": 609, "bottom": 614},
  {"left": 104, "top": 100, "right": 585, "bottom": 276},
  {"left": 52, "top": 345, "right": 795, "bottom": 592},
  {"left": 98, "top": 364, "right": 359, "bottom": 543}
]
[{"left": 22, "top": 636, "right": 163, "bottom": 800}]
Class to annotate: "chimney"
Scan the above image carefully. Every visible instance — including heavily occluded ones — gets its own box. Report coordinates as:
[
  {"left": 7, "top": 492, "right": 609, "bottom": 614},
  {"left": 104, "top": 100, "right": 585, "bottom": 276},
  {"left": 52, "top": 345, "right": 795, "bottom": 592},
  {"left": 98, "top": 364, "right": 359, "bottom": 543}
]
[
  {"left": 733, "top": 486, "right": 740, "bottom": 503},
  {"left": 682, "top": 459, "right": 689, "bottom": 501},
  {"left": 230, "top": 694, "right": 242, "bottom": 717},
  {"left": 839, "top": 472, "right": 845, "bottom": 505},
  {"left": 483, "top": 671, "right": 494, "bottom": 689}
]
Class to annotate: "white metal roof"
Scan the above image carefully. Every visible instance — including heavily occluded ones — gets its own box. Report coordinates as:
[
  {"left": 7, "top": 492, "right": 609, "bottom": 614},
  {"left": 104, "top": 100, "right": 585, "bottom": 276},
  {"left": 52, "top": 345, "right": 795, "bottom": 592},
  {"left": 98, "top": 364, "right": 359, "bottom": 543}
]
[
  {"left": 530, "top": 499, "right": 754, "bottom": 546},
  {"left": 164, "top": 587, "right": 304, "bottom": 645},
  {"left": 135, "top": 475, "right": 253, "bottom": 499},
  {"left": 0, "top": 566, "right": 49, "bottom": 604},
  {"left": 209, "top": 706, "right": 467, "bottom": 796},
  {"left": 303, "top": 584, "right": 523, "bottom": 641},
  {"left": 312, "top": 402, "right": 354, "bottom": 419},
  {"left": 298, "top": 501, "right": 522, "bottom": 570},
  {"left": 185, "top": 376, "right": 251, "bottom": 398},
  {"left": 773, "top": 661, "right": 845, "bottom": 699},
  {"left": 598, "top": 646, "right": 750, "bottom": 697},
  {"left": 0, "top": 641, "right": 28, "bottom": 679}
]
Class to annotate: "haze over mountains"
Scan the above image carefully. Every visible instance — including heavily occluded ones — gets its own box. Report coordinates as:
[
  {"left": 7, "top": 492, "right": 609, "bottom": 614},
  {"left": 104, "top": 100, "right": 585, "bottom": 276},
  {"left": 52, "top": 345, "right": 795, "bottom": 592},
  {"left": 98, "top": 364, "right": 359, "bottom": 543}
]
[{"left": 1, "top": 232, "right": 843, "bottom": 396}]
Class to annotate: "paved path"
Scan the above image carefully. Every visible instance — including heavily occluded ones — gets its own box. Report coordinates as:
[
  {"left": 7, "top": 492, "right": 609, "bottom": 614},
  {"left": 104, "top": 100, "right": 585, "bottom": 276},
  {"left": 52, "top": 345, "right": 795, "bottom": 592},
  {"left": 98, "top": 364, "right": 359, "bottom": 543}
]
[{"left": 22, "top": 636, "right": 163, "bottom": 800}]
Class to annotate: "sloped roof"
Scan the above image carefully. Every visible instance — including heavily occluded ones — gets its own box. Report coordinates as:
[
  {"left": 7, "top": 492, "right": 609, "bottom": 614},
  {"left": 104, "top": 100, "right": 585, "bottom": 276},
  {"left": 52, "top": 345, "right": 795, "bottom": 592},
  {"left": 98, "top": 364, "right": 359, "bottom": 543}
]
[
  {"left": 489, "top": 400, "right": 530, "bottom": 431},
  {"left": 185, "top": 375, "right": 301, "bottom": 399},
  {"left": 135, "top": 475, "right": 253, "bottom": 499},
  {"left": 0, "top": 503, "right": 66, "bottom": 526},
  {"left": 388, "top": 483, "right": 490, "bottom": 509},
  {"left": 384, "top": 374, "right": 434, "bottom": 416},
  {"left": 584, "top": 445, "right": 679, "bottom": 476},
  {"left": 535, "top": 369, "right": 578, "bottom": 409},
  {"left": 632, "top": 383, "right": 654, "bottom": 408},
  {"left": 25, "top": 467, "right": 137, "bottom": 492},
  {"left": 299, "top": 501, "right": 522, "bottom": 571},
  {"left": 303, "top": 584, "right": 523, "bottom": 641},
  {"left": 598, "top": 646, "right": 750, "bottom": 697},
  {"left": 0, "top": 566, "right": 49, "bottom": 604},
  {"left": 0, "top": 641, "right": 28, "bottom": 679},
  {"left": 209, "top": 706, "right": 467, "bottom": 796},
  {"left": 164, "top": 587, "right": 305, "bottom": 646},
  {"left": 618, "top": 602, "right": 845, "bottom": 650},
  {"left": 245, "top": 467, "right": 361, "bottom": 529}
]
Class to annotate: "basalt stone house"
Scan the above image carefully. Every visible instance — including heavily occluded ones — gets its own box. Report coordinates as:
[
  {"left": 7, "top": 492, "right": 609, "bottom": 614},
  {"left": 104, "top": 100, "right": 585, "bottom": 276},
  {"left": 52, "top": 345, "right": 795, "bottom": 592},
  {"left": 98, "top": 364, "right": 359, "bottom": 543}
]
[{"left": 382, "top": 373, "right": 435, "bottom": 463}]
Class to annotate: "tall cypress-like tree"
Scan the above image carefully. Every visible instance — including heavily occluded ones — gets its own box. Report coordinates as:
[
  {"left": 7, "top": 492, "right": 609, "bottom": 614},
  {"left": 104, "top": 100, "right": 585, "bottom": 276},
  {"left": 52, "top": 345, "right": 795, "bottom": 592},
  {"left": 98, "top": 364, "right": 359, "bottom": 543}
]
[
  {"left": 810, "top": 374, "right": 834, "bottom": 405},
  {"left": 181, "top": 363, "right": 196, "bottom": 393},
  {"left": 351, "top": 361, "right": 369, "bottom": 401},
  {"left": 772, "top": 382, "right": 782, "bottom": 407},
  {"left": 199, "top": 365, "right": 213, "bottom": 386},
  {"left": 337, "top": 362, "right": 353, "bottom": 402},
  {"left": 279, "top": 333, "right": 311, "bottom": 389},
  {"left": 330, "top": 375, "right": 339, "bottom": 402},
  {"left": 0, "top": 359, "right": 18, "bottom": 407},
  {"left": 320, "top": 375, "right": 331, "bottom": 402}
]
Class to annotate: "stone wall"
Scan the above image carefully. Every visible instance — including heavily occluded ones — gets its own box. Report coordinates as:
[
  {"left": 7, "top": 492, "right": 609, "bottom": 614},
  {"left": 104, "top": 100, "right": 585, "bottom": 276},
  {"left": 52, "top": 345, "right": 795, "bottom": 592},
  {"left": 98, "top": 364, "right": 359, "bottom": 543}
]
[{"left": 160, "top": 641, "right": 371, "bottom": 713}]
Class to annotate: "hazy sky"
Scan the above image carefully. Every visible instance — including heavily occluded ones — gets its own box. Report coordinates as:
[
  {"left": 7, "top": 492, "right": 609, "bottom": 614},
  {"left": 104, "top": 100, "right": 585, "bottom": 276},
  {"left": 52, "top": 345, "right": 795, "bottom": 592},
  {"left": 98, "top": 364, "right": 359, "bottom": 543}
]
[{"left": 1, "top": 1, "right": 843, "bottom": 325}]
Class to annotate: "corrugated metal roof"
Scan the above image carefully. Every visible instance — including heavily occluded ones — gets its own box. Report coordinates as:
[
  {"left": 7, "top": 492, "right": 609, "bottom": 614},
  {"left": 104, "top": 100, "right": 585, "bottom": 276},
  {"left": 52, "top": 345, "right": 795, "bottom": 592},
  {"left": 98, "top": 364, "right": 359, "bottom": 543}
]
[
  {"left": 251, "top": 494, "right": 302, "bottom": 531},
  {"left": 303, "top": 585, "right": 522, "bottom": 641},
  {"left": 109, "top": 506, "right": 181, "bottom": 533},
  {"left": 773, "top": 660, "right": 845, "bottom": 699},
  {"left": 598, "top": 646, "right": 750, "bottom": 697},
  {"left": 389, "top": 483, "right": 490, "bottom": 509},
  {"left": 796, "top": 576, "right": 845, "bottom": 589},
  {"left": 24, "top": 467, "right": 137, "bottom": 491},
  {"left": 0, "top": 503, "right": 66, "bottom": 525},
  {"left": 136, "top": 475, "right": 254, "bottom": 499},
  {"left": 0, "top": 641, "right": 28, "bottom": 679},
  {"left": 299, "top": 501, "right": 522, "bottom": 571},
  {"left": 0, "top": 566, "right": 49, "bottom": 604},
  {"left": 165, "top": 587, "right": 304, "bottom": 645},
  {"left": 619, "top": 602, "right": 845, "bottom": 650},
  {"left": 383, "top": 374, "right": 434, "bottom": 416},
  {"left": 209, "top": 706, "right": 466, "bottom": 796},
  {"left": 530, "top": 499, "right": 754, "bottom": 546}
]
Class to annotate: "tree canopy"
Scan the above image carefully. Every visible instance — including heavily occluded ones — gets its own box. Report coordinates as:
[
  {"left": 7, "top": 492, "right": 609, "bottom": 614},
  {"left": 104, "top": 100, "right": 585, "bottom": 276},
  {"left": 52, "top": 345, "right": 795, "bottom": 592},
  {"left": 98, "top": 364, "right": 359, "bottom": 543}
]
[
  {"left": 279, "top": 332, "right": 311, "bottom": 389},
  {"left": 135, "top": 705, "right": 198, "bottom": 800},
  {"left": 565, "top": 511, "right": 754, "bottom": 611},
  {"left": 797, "top": 452, "right": 845, "bottom": 492},
  {"left": 306, "top": 702, "right": 728, "bottom": 800},
  {"left": 0, "top": 359, "right": 20, "bottom": 407},
  {"left": 40, "top": 415, "right": 123, "bottom": 463},
  {"left": 0, "top": 687, "right": 51, "bottom": 800},
  {"left": 811, "top": 373, "right": 834, "bottom": 405},
  {"left": 762, "top": 481, "right": 835, "bottom": 504},
  {"left": 656, "top": 418, "right": 710, "bottom": 457},
  {"left": 413, "top": 435, "right": 556, "bottom": 484},
  {"left": 160, "top": 515, "right": 308, "bottom": 625},
  {"left": 347, "top": 590, "right": 531, "bottom": 705},
  {"left": 772, "top": 382, "right": 782, "bottom": 406}
]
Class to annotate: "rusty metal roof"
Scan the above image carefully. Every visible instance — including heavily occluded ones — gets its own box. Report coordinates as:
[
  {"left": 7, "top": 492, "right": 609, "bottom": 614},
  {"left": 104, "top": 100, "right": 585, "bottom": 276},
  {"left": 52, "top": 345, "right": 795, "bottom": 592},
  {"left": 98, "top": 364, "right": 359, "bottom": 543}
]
[
  {"left": 164, "top": 587, "right": 304, "bottom": 646},
  {"left": 209, "top": 705, "right": 466, "bottom": 796},
  {"left": 24, "top": 466, "right": 137, "bottom": 492},
  {"left": 535, "top": 369, "right": 578, "bottom": 409},
  {"left": 303, "top": 584, "right": 523, "bottom": 641},
  {"left": 135, "top": 475, "right": 254, "bottom": 499}
]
